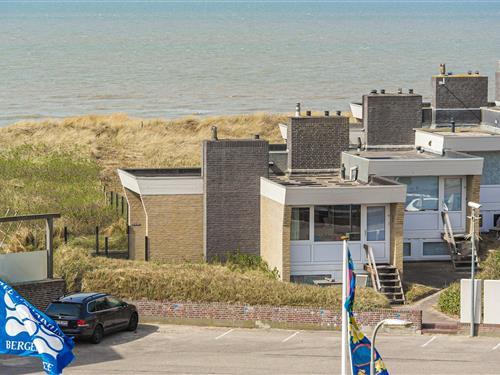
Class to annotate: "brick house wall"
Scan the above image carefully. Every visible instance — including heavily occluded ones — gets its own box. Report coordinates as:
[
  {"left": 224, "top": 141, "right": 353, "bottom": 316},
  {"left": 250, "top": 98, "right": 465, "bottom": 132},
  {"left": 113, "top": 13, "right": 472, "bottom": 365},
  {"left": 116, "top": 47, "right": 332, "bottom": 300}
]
[
  {"left": 141, "top": 195, "right": 203, "bottom": 262},
  {"left": 260, "top": 196, "right": 291, "bottom": 281},
  {"left": 129, "top": 299, "right": 422, "bottom": 331},
  {"left": 432, "top": 75, "right": 488, "bottom": 109},
  {"left": 13, "top": 279, "right": 66, "bottom": 310},
  {"left": 389, "top": 202, "right": 405, "bottom": 276},
  {"left": 123, "top": 188, "right": 146, "bottom": 261},
  {"left": 203, "top": 139, "right": 269, "bottom": 261},
  {"left": 362, "top": 92, "right": 422, "bottom": 146},
  {"left": 287, "top": 115, "right": 349, "bottom": 171}
]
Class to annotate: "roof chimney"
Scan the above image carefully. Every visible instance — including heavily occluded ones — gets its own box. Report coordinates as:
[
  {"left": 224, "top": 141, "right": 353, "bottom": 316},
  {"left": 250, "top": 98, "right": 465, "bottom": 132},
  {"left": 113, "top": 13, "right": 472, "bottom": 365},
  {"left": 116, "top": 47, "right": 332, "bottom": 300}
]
[{"left": 440, "top": 63, "right": 446, "bottom": 75}]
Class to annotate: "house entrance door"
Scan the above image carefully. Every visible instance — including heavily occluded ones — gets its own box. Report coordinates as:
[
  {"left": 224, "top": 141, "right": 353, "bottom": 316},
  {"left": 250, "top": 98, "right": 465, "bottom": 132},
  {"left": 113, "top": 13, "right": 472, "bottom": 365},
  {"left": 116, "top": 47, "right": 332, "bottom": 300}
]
[{"left": 363, "top": 205, "right": 390, "bottom": 264}]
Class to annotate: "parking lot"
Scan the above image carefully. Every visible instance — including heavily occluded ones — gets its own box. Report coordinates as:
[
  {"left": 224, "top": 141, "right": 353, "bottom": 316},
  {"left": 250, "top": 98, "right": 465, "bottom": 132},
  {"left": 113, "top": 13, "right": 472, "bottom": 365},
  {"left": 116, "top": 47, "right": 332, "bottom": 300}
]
[{"left": 1, "top": 323, "right": 500, "bottom": 374}]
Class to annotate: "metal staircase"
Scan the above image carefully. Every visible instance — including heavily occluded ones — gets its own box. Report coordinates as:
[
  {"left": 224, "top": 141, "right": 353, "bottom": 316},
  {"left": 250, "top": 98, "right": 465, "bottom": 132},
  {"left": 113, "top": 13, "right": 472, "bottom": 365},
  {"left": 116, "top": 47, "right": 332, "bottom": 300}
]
[{"left": 364, "top": 245, "right": 405, "bottom": 305}]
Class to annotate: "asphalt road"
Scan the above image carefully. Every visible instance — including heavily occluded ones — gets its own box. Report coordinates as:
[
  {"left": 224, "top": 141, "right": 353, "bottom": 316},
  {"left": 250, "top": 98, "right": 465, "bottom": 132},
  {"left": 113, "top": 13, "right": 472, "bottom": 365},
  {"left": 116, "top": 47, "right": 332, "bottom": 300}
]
[{"left": 1, "top": 324, "right": 500, "bottom": 374}]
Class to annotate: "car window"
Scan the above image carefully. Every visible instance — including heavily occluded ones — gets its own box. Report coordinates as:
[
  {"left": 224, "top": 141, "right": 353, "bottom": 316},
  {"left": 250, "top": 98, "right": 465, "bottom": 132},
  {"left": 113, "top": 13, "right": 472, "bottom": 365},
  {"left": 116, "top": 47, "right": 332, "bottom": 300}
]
[
  {"left": 94, "top": 298, "right": 109, "bottom": 311},
  {"left": 87, "top": 301, "right": 96, "bottom": 312},
  {"left": 106, "top": 296, "right": 123, "bottom": 308},
  {"left": 46, "top": 302, "right": 82, "bottom": 317}
]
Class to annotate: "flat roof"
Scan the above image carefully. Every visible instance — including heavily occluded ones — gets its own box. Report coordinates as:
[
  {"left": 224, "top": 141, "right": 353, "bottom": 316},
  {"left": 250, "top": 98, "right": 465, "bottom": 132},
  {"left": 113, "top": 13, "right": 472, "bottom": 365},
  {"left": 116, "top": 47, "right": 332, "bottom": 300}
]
[
  {"left": 120, "top": 168, "right": 202, "bottom": 178},
  {"left": 416, "top": 127, "right": 500, "bottom": 137},
  {"left": 268, "top": 171, "right": 399, "bottom": 188},
  {"left": 347, "top": 148, "right": 475, "bottom": 160}
]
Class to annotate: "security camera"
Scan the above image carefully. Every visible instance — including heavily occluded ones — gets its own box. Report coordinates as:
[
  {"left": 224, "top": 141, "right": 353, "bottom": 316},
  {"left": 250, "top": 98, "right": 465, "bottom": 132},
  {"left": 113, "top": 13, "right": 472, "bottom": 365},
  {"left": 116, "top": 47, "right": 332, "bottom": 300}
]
[{"left": 468, "top": 202, "right": 482, "bottom": 210}]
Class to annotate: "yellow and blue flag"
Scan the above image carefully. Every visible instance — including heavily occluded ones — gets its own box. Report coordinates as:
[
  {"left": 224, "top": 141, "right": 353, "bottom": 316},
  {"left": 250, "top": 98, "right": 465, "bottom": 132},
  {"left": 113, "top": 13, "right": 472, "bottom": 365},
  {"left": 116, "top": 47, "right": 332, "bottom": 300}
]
[{"left": 344, "top": 250, "right": 389, "bottom": 375}]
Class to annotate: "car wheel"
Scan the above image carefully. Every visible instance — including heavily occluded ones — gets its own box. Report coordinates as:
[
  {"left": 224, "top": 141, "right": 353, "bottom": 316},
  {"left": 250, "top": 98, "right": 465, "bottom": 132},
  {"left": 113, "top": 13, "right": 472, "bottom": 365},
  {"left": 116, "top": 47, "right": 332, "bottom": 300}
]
[
  {"left": 90, "top": 324, "right": 104, "bottom": 344},
  {"left": 127, "top": 313, "right": 138, "bottom": 332}
]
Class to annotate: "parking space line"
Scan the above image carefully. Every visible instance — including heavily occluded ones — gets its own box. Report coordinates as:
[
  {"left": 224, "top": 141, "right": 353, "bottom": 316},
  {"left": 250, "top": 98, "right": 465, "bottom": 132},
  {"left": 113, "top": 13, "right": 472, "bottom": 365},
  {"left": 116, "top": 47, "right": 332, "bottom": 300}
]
[
  {"left": 282, "top": 331, "right": 300, "bottom": 343},
  {"left": 491, "top": 343, "right": 500, "bottom": 351},
  {"left": 215, "top": 329, "right": 234, "bottom": 340},
  {"left": 421, "top": 336, "right": 437, "bottom": 348}
]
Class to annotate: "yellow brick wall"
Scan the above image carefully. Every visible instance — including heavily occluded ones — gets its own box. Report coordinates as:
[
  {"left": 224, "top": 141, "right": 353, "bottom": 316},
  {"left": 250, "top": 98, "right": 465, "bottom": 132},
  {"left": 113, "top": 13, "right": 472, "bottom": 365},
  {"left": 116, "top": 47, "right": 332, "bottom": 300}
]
[
  {"left": 123, "top": 188, "right": 147, "bottom": 261},
  {"left": 260, "top": 196, "right": 291, "bottom": 281},
  {"left": 389, "top": 202, "right": 405, "bottom": 276},
  {"left": 141, "top": 195, "right": 203, "bottom": 263},
  {"left": 466, "top": 175, "right": 481, "bottom": 234}
]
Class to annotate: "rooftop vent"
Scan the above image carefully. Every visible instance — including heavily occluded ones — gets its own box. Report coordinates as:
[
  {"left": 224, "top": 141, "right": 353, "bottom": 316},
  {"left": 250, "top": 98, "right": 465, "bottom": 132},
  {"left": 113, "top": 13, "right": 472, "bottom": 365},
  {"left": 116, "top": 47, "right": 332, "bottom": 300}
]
[
  {"left": 398, "top": 88, "right": 403, "bottom": 94},
  {"left": 211, "top": 126, "right": 218, "bottom": 140},
  {"left": 370, "top": 89, "right": 377, "bottom": 94},
  {"left": 254, "top": 134, "right": 260, "bottom": 140},
  {"left": 409, "top": 88, "right": 414, "bottom": 94},
  {"left": 440, "top": 63, "right": 446, "bottom": 75},
  {"left": 475, "top": 70, "right": 480, "bottom": 75},
  {"left": 468, "top": 70, "right": 473, "bottom": 75},
  {"left": 295, "top": 102, "right": 301, "bottom": 117},
  {"left": 306, "top": 110, "right": 311, "bottom": 117},
  {"left": 451, "top": 119, "right": 456, "bottom": 133},
  {"left": 336, "top": 110, "right": 342, "bottom": 116},
  {"left": 380, "top": 89, "right": 386, "bottom": 94},
  {"left": 324, "top": 110, "right": 330, "bottom": 117}
]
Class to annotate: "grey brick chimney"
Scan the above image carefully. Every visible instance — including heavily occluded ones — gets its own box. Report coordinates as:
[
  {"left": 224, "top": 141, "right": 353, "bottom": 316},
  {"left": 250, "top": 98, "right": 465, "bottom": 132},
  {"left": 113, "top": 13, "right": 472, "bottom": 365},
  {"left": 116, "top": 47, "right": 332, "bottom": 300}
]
[
  {"left": 203, "top": 137, "right": 269, "bottom": 261},
  {"left": 286, "top": 112, "right": 349, "bottom": 173},
  {"left": 363, "top": 90, "right": 422, "bottom": 147}
]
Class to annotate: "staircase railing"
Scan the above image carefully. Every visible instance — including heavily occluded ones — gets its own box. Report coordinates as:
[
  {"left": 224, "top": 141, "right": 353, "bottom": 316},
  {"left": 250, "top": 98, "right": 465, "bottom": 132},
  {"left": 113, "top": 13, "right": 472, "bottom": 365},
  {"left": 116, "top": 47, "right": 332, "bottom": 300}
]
[{"left": 363, "top": 244, "right": 381, "bottom": 291}]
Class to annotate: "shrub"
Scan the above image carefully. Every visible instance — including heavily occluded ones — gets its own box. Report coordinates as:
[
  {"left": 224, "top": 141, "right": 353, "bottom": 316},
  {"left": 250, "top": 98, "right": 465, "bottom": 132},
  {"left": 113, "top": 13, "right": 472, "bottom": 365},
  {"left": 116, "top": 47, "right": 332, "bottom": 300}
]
[
  {"left": 437, "top": 283, "right": 460, "bottom": 317},
  {"left": 54, "top": 245, "right": 389, "bottom": 310},
  {"left": 404, "top": 283, "right": 438, "bottom": 304},
  {"left": 222, "top": 252, "right": 279, "bottom": 279},
  {"left": 478, "top": 250, "right": 500, "bottom": 280}
]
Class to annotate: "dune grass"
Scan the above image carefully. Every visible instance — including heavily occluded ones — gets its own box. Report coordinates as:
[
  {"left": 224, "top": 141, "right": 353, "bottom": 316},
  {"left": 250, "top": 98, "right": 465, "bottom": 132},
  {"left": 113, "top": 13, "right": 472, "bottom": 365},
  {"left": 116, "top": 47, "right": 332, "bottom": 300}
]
[
  {"left": 0, "top": 113, "right": 287, "bottom": 189},
  {"left": 54, "top": 245, "right": 389, "bottom": 310}
]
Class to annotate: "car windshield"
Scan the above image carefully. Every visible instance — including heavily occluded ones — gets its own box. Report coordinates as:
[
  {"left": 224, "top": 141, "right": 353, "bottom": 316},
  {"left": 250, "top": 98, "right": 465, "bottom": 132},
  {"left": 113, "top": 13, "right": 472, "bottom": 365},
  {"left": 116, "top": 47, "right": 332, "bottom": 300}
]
[{"left": 46, "top": 302, "right": 82, "bottom": 317}]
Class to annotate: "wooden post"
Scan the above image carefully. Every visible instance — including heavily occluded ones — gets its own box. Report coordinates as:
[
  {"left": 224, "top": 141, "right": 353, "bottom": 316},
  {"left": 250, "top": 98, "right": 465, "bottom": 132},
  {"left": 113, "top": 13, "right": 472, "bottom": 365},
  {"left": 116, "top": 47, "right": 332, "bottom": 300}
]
[
  {"left": 46, "top": 218, "right": 54, "bottom": 279},
  {"left": 121, "top": 196, "right": 125, "bottom": 216},
  {"left": 95, "top": 226, "right": 99, "bottom": 254},
  {"left": 64, "top": 226, "right": 68, "bottom": 244},
  {"left": 127, "top": 225, "right": 131, "bottom": 260},
  {"left": 145, "top": 236, "right": 149, "bottom": 261},
  {"left": 105, "top": 237, "right": 109, "bottom": 257},
  {"left": 109, "top": 192, "right": 114, "bottom": 206},
  {"left": 115, "top": 194, "right": 119, "bottom": 210}
]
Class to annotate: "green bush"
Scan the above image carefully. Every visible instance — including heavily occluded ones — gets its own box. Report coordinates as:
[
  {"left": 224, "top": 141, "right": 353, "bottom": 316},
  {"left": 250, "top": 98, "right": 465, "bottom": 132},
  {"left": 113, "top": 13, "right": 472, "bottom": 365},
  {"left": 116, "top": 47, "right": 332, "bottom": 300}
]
[
  {"left": 437, "top": 283, "right": 460, "bottom": 316},
  {"left": 54, "top": 245, "right": 389, "bottom": 310},
  {"left": 478, "top": 251, "right": 500, "bottom": 279},
  {"left": 222, "top": 252, "right": 279, "bottom": 279}
]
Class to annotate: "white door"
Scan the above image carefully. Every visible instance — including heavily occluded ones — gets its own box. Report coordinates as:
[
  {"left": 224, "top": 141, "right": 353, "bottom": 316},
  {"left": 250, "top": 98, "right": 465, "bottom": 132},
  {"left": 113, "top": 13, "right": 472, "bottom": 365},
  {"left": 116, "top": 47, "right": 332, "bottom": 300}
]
[{"left": 364, "top": 205, "right": 390, "bottom": 263}]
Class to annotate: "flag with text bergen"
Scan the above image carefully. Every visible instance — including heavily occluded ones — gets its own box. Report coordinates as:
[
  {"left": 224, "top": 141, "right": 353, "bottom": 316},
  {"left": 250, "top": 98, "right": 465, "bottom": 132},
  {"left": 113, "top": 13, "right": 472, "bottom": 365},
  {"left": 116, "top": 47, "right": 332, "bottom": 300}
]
[
  {"left": 0, "top": 279, "right": 75, "bottom": 374},
  {"left": 344, "top": 249, "right": 389, "bottom": 375}
]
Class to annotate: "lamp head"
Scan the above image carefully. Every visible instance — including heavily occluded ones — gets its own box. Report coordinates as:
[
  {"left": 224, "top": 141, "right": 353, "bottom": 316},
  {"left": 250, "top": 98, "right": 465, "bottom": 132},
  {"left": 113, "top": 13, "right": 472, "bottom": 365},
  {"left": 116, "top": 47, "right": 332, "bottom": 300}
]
[{"left": 468, "top": 201, "right": 482, "bottom": 210}]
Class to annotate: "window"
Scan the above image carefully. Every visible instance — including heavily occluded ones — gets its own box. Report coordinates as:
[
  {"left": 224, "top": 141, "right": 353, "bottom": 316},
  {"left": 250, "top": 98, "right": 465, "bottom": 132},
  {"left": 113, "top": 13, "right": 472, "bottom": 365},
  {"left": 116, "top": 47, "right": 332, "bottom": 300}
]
[
  {"left": 46, "top": 303, "right": 81, "bottom": 317},
  {"left": 314, "top": 205, "right": 361, "bottom": 241},
  {"left": 403, "top": 242, "right": 411, "bottom": 257},
  {"left": 87, "top": 301, "right": 96, "bottom": 313},
  {"left": 493, "top": 214, "right": 500, "bottom": 228},
  {"left": 395, "top": 176, "right": 439, "bottom": 212},
  {"left": 95, "top": 298, "right": 108, "bottom": 311},
  {"left": 444, "top": 178, "right": 462, "bottom": 211},
  {"left": 290, "top": 274, "right": 331, "bottom": 284},
  {"left": 423, "top": 242, "right": 448, "bottom": 256},
  {"left": 291, "top": 207, "right": 310, "bottom": 240},
  {"left": 367, "top": 206, "right": 385, "bottom": 241},
  {"left": 106, "top": 296, "right": 123, "bottom": 308}
]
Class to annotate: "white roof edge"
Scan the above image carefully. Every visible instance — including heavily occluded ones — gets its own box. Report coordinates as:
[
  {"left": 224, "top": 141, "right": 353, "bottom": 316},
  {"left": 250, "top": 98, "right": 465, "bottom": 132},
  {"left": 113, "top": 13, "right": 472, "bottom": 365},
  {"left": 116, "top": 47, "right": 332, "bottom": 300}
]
[{"left": 118, "top": 169, "right": 203, "bottom": 196}]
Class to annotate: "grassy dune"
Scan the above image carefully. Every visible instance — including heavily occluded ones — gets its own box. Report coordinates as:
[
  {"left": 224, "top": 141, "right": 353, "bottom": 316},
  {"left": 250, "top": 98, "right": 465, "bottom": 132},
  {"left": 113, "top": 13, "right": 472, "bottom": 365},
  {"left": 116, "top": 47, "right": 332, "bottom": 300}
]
[
  {"left": 0, "top": 113, "right": 286, "bottom": 189},
  {"left": 55, "top": 245, "right": 389, "bottom": 310}
]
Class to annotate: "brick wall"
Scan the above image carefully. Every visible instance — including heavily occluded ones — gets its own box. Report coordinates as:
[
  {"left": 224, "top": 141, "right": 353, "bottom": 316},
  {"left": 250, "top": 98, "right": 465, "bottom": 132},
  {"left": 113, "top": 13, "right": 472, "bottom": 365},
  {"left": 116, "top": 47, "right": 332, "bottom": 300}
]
[
  {"left": 260, "top": 196, "right": 291, "bottom": 281},
  {"left": 203, "top": 139, "right": 269, "bottom": 261},
  {"left": 13, "top": 279, "right": 66, "bottom": 310},
  {"left": 287, "top": 115, "right": 349, "bottom": 171},
  {"left": 496, "top": 67, "right": 500, "bottom": 103},
  {"left": 363, "top": 92, "right": 422, "bottom": 146},
  {"left": 123, "top": 187, "right": 147, "bottom": 261},
  {"left": 432, "top": 75, "right": 488, "bottom": 109},
  {"left": 389, "top": 202, "right": 405, "bottom": 276},
  {"left": 141, "top": 195, "right": 203, "bottom": 263},
  {"left": 129, "top": 299, "right": 422, "bottom": 331}
]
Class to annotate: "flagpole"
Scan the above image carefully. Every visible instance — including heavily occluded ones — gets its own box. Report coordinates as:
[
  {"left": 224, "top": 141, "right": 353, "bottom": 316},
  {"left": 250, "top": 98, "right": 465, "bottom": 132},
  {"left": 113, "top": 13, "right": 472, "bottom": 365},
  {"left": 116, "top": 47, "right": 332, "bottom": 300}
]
[{"left": 341, "top": 237, "right": 348, "bottom": 375}]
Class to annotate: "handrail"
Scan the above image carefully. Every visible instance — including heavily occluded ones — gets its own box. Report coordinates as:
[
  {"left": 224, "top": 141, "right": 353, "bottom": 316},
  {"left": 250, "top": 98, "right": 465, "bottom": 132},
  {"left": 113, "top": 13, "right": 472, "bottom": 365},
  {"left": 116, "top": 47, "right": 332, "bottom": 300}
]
[{"left": 364, "top": 244, "right": 381, "bottom": 291}]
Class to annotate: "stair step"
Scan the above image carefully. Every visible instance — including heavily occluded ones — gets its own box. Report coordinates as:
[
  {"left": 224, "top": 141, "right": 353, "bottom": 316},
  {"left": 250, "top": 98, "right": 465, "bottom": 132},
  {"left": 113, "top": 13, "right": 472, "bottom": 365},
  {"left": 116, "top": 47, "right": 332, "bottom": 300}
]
[
  {"left": 421, "top": 328, "right": 458, "bottom": 335},
  {"left": 422, "top": 322, "right": 458, "bottom": 330}
]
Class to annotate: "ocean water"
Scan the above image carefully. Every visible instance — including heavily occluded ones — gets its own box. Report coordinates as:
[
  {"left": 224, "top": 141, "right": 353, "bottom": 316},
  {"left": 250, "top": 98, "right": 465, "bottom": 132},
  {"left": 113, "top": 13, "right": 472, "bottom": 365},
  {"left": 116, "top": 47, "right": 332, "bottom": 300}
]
[{"left": 1, "top": 1, "right": 499, "bottom": 126}]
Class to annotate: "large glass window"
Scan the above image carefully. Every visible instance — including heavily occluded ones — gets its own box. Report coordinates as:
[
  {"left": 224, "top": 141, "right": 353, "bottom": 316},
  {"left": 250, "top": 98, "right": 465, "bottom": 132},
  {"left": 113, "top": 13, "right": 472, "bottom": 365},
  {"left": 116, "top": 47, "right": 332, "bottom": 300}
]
[
  {"left": 367, "top": 206, "right": 385, "bottom": 241},
  {"left": 291, "top": 207, "right": 310, "bottom": 241},
  {"left": 314, "top": 205, "right": 361, "bottom": 241},
  {"left": 423, "top": 242, "right": 448, "bottom": 256},
  {"left": 444, "top": 178, "right": 462, "bottom": 211},
  {"left": 395, "top": 176, "right": 439, "bottom": 212},
  {"left": 403, "top": 242, "right": 411, "bottom": 257}
]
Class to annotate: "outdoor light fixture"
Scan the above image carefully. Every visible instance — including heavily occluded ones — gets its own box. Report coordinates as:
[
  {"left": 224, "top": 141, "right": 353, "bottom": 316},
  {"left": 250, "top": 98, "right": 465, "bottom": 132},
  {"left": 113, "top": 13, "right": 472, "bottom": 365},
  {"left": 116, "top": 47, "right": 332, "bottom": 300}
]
[{"left": 370, "top": 319, "right": 412, "bottom": 375}]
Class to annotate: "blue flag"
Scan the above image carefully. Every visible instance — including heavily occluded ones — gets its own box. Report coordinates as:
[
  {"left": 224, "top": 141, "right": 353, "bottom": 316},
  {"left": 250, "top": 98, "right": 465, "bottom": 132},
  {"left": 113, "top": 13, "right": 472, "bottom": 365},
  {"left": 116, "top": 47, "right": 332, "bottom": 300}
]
[
  {"left": 344, "top": 250, "right": 389, "bottom": 375},
  {"left": 0, "top": 279, "right": 75, "bottom": 374}
]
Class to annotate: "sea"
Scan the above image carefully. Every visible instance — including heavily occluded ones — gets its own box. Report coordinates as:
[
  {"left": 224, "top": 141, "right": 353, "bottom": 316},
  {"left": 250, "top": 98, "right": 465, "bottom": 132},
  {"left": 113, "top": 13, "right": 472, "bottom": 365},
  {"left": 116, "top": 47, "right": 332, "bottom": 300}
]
[{"left": 1, "top": 1, "right": 499, "bottom": 126}]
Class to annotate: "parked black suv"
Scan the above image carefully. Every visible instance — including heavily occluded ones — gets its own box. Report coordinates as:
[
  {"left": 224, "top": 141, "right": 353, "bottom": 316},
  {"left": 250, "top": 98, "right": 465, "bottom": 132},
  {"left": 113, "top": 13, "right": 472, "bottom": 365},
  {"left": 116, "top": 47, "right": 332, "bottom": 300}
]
[{"left": 45, "top": 293, "right": 138, "bottom": 344}]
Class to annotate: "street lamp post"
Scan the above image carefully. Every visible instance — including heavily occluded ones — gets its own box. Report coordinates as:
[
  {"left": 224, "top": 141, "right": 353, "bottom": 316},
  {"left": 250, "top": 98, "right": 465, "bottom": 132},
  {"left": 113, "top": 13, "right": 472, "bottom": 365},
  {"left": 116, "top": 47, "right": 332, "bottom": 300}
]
[
  {"left": 467, "top": 201, "right": 481, "bottom": 337},
  {"left": 370, "top": 319, "right": 412, "bottom": 375}
]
